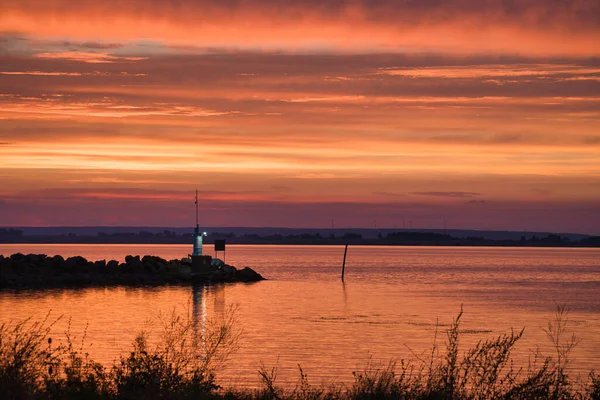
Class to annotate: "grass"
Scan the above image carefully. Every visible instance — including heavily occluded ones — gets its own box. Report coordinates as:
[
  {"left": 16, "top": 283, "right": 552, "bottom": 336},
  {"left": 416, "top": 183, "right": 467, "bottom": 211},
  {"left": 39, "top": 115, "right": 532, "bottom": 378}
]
[{"left": 1, "top": 306, "right": 599, "bottom": 399}]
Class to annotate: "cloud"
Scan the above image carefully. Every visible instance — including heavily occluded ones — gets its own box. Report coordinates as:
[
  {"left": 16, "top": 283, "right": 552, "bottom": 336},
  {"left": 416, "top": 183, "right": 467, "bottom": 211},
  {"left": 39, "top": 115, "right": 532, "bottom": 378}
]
[
  {"left": 44, "top": 40, "right": 126, "bottom": 50},
  {"left": 0, "top": 96, "right": 238, "bottom": 118},
  {"left": 1, "top": 193, "right": 599, "bottom": 234},
  {"left": 270, "top": 185, "right": 292, "bottom": 192},
  {"left": 1, "top": 0, "right": 599, "bottom": 55},
  {"left": 7, "top": 188, "right": 267, "bottom": 203},
  {"left": 373, "top": 191, "right": 406, "bottom": 198},
  {"left": 413, "top": 192, "right": 481, "bottom": 198},
  {"left": 0, "top": 71, "right": 84, "bottom": 76},
  {"left": 35, "top": 51, "right": 145, "bottom": 64},
  {"left": 532, "top": 188, "right": 553, "bottom": 196},
  {"left": 465, "top": 200, "right": 487, "bottom": 205},
  {"left": 377, "top": 64, "right": 600, "bottom": 80}
]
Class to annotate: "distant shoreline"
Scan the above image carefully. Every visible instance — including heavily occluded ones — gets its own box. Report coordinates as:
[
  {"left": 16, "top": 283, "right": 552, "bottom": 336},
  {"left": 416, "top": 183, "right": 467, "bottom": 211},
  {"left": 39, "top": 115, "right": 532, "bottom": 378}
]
[
  {"left": 2, "top": 227, "right": 598, "bottom": 248},
  {"left": 1, "top": 239, "right": 599, "bottom": 248}
]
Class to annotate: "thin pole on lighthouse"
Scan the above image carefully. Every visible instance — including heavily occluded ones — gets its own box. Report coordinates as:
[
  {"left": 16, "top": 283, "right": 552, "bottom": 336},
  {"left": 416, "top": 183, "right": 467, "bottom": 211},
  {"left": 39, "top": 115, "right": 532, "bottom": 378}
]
[{"left": 195, "top": 190, "right": 199, "bottom": 229}]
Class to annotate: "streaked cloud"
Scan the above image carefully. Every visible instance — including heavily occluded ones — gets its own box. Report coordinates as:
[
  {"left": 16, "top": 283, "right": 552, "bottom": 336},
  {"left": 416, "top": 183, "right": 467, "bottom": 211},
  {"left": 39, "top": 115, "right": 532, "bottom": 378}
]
[
  {"left": 0, "top": 71, "right": 84, "bottom": 76},
  {"left": 413, "top": 192, "right": 481, "bottom": 198},
  {"left": 377, "top": 64, "right": 600, "bottom": 79},
  {"left": 35, "top": 51, "right": 146, "bottom": 64},
  {"left": 1, "top": 0, "right": 599, "bottom": 55}
]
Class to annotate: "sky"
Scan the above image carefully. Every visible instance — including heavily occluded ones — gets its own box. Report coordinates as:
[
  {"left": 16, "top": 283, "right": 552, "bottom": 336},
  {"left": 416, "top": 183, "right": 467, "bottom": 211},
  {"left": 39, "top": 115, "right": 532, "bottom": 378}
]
[{"left": 1, "top": 0, "right": 599, "bottom": 233}]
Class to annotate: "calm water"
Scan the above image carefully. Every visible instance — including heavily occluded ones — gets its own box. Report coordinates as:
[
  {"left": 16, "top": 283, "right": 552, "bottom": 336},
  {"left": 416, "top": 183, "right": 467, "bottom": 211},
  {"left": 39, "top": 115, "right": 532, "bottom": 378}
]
[{"left": 1, "top": 244, "right": 599, "bottom": 387}]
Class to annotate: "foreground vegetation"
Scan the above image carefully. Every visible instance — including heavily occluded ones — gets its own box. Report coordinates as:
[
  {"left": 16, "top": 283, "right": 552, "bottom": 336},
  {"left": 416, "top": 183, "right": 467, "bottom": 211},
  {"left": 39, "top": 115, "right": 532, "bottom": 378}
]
[{"left": 1, "top": 306, "right": 598, "bottom": 400}]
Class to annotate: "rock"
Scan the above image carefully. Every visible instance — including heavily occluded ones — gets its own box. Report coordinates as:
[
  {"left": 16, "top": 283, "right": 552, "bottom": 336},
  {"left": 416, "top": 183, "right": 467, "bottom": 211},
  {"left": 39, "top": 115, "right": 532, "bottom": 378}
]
[
  {"left": 177, "top": 265, "right": 191, "bottom": 275},
  {"left": 25, "top": 254, "right": 46, "bottom": 264},
  {"left": 211, "top": 258, "right": 225, "bottom": 268},
  {"left": 0, "top": 252, "right": 264, "bottom": 288},
  {"left": 125, "top": 255, "right": 141, "bottom": 264},
  {"left": 124, "top": 255, "right": 143, "bottom": 272},
  {"left": 221, "top": 265, "right": 236, "bottom": 274},
  {"left": 64, "top": 256, "right": 88, "bottom": 270},
  {"left": 10, "top": 253, "right": 26, "bottom": 262},
  {"left": 142, "top": 255, "right": 167, "bottom": 265},
  {"left": 51, "top": 255, "right": 65, "bottom": 266},
  {"left": 236, "top": 267, "right": 265, "bottom": 282},
  {"left": 106, "top": 260, "right": 119, "bottom": 271}
]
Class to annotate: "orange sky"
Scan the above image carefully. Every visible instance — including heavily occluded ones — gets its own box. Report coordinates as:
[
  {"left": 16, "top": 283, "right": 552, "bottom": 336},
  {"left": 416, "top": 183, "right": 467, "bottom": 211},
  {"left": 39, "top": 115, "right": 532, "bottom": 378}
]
[{"left": 1, "top": 0, "right": 599, "bottom": 233}]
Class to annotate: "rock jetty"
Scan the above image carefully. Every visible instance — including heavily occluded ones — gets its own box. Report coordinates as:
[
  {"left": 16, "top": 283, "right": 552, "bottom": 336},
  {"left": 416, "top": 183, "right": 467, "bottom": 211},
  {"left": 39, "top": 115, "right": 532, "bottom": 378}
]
[{"left": 0, "top": 253, "right": 265, "bottom": 289}]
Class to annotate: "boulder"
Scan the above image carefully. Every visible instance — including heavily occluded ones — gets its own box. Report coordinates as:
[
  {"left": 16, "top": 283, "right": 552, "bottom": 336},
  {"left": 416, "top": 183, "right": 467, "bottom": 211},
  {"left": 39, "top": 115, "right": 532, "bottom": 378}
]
[
  {"left": 221, "top": 265, "right": 236, "bottom": 274},
  {"left": 125, "top": 255, "right": 141, "bottom": 264},
  {"left": 179, "top": 258, "right": 190, "bottom": 266},
  {"left": 64, "top": 256, "right": 88, "bottom": 269},
  {"left": 106, "top": 260, "right": 119, "bottom": 272},
  {"left": 10, "top": 253, "right": 26, "bottom": 262},
  {"left": 142, "top": 255, "right": 168, "bottom": 265},
  {"left": 235, "top": 267, "right": 265, "bottom": 282},
  {"left": 25, "top": 254, "right": 46, "bottom": 264},
  {"left": 124, "top": 255, "right": 143, "bottom": 272},
  {"left": 51, "top": 255, "right": 65, "bottom": 267},
  {"left": 211, "top": 258, "right": 225, "bottom": 268}
]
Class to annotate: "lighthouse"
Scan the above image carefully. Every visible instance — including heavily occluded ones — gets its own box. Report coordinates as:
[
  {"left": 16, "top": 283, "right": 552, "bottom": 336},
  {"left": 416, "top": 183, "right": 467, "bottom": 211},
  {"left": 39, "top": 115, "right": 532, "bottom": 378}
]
[
  {"left": 191, "top": 190, "right": 212, "bottom": 273},
  {"left": 193, "top": 190, "right": 206, "bottom": 256}
]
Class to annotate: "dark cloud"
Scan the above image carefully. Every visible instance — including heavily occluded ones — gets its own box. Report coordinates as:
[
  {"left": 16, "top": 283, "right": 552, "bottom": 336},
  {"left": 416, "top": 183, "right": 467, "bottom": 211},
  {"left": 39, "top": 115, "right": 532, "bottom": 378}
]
[
  {"left": 270, "top": 185, "right": 292, "bottom": 192},
  {"left": 1, "top": 194, "right": 599, "bottom": 234},
  {"left": 5, "top": 0, "right": 599, "bottom": 29},
  {"left": 532, "top": 188, "right": 553, "bottom": 196},
  {"left": 413, "top": 192, "right": 481, "bottom": 198},
  {"left": 373, "top": 191, "right": 406, "bottom": 198},
  {"left": 465, "top": 200, "right": 487, "bottom": 205}
]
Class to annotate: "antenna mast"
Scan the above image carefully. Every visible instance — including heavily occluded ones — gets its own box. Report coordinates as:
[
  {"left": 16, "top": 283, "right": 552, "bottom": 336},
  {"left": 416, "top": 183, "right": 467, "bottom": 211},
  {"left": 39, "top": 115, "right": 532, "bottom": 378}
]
[{"left": 195, "top": 190, "right": 199, "bottom": 229}]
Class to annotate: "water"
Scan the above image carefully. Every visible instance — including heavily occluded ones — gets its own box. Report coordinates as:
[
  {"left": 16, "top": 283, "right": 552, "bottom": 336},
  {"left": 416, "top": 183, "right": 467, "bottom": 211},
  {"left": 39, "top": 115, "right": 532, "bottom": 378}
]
[{"left": 1, "top": 244, "right": 599, "bottom": 387}]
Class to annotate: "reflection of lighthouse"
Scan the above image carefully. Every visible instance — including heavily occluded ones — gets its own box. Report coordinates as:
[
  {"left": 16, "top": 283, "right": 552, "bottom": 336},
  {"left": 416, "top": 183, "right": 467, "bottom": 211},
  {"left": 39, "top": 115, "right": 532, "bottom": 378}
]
[
  {"left": 191, "top": 284, "right": 226, "bottom": 342},
  {"left": 211, "top": 285, "right": 226, "bottom": 315},
  {"left": 192, "top": 284, "right": 207, "bottom": 335}
]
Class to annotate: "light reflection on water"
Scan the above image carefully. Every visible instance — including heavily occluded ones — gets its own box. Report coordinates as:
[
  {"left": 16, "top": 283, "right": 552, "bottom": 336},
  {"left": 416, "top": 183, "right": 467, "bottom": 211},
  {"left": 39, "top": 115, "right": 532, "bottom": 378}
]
[{"left": 1, "top": 244, "right": 599, "bottom": 387}]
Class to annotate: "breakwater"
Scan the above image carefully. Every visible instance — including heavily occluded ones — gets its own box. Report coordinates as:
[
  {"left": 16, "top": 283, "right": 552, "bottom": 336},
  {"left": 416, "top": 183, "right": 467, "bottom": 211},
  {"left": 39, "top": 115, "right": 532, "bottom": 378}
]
[{"left": 0, "top": 253, "right": 264, "bottom": 289}]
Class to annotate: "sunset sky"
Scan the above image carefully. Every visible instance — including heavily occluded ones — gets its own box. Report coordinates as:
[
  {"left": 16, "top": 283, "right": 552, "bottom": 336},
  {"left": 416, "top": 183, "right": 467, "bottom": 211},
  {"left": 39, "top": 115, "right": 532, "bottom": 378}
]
[{"left": 1, "top": 0, "right": 599, "bottom": 233}]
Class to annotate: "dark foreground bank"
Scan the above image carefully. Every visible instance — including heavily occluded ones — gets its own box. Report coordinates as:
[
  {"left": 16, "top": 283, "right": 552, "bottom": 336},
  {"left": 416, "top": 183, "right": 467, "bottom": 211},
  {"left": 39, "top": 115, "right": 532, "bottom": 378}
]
[
  {"left": 0, "top": 308, "right": 598, "bottom": 400},
  {"left": 0, "top": 253, "right": 264, "bottom": 289}
]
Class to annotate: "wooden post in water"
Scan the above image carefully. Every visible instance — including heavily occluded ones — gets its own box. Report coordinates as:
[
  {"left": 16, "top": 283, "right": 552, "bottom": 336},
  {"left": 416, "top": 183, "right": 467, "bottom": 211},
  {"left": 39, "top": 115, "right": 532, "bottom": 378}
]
[{"left": 341, "top": 244, "right": 348, "bottom": 281}]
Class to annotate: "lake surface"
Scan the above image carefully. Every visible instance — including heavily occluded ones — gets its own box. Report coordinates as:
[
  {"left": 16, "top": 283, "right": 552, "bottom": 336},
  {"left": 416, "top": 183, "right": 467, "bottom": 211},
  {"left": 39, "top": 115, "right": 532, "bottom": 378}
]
[{"left": 1, "top": 244, "right": 599, "bottom": 387}]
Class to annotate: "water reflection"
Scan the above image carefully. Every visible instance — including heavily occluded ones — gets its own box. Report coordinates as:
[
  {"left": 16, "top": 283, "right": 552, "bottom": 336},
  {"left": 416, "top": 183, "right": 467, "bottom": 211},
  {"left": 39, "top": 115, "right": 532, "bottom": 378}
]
[
  {"left": 192, "top": 285, "right": 207, "bottom": 337},
  {"left": 1, "top": 245, "right": 599, "bottom": 387},
  {"left": 342, "top": 281, "right": 348, "bottom": 312},
  {"left": 192, "top": 284, "right": 227, "bottom": 337},
  {"left": 210, "top": 285, "right": 226, "bottom": 316}
]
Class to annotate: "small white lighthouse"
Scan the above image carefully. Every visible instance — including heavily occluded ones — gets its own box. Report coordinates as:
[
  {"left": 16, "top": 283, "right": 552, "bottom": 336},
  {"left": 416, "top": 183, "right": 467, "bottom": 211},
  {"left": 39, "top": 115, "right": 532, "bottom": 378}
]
[
  {"left": 193, "top": 190, "right": 207, "bottom": 256},
  {"left": 190, "top": 190, "right": 212, "bottom": 274}
]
